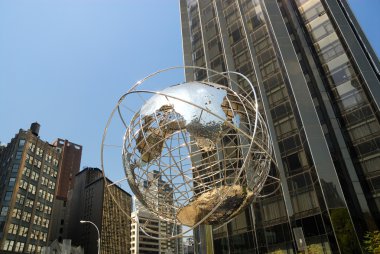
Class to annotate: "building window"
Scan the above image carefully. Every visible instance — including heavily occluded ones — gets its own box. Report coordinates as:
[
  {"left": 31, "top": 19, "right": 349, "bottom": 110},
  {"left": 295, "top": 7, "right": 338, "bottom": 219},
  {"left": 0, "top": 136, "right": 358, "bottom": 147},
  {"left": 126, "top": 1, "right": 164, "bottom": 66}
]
[
  {"left": 8, "top": 224, "right": 18, "bottom": 235},
  {"left": 25, "top": 199, "right": 34, "bottom": 208},
  {"left": 14, "top": 242, "right": 24, "bottom": 252},
  {"left": 45, "top": 154, "right": 52, "bottom": 163},
  {"left": 43, "top": 218, "right": 50, "bottom": 228},
  {"left": 36, "top": 147, "right": 43, "bottom": 157},
  {"left": 12, "top": 164, "right": 20, "bottom": 173},
  {"left": 210, "top": 56, "right": 226, "bottom": 72},
  {"left": 30, "top": 171, "right": 39, "bottom": 181},
  {"left": 27, "top": 244, "right": 36, "bottom": 252},
  {"left": 28, "top": 143, "right": 35, "bottom": 152},
  {"left": 9, "top": 178, "right": 16, "bottom": 187},
  {"left": 0, "top": 207, "right": 9, "bottom": 217},
  {"left": 16, "top": 194, "right": 25, "bottom": 205},
  {"left": 36, "top": 202, "right": 43, "bottom": 212},
  {"left": 22, "top": 167, "right": 31, "bottom": 177},
  {"left": 33, "top": 159, "right": 41, "bottom": 169},
  {"left": 12, "top": 209, "right": 22, "bottom": 220},
  {"left": 25, "top": 154, "right": 33, "bottom": 164},
  {"left": 21, "top": 211, "right": 31, "bottom": 222},
  {"left": 2, "top": 240, "right": 14, "bottom": 251},
  {"left": 19, "top": 180, "right": 28, "bottom": 190},
  {"left": 283, "top": 151, "right": 309, "bottom": 175},
  {"left": 41, "top": 176, "right": 48, "bottom": 186},
  {"left": 18, "top": 139, "right": 25, "bottom": 147},
  {"left": 19, "top": 226, "right": 28, "bottom": 237},
  {"left": 230, "top": 27, "right": 242, "bottom": 43},
  {"left": 27, "top": 184, "right": 36, "bottom": 195},
  {"left": 33, "top": 215, "right": 42, "bottom": 226},
  {"left": 361, "top": 156, "right": 380, "bottom": 175},
  {"left": 48, "top": 181, "right": 56, "bottom": 190},
  {"left": 4, "top": 191, "right": 13, "bottom": 201},
  {"left": 44, "top": 205, "right": 52, "bottom": 215},
  {"left": 15, "top": 151, "right": 23, "bottom": 160}
]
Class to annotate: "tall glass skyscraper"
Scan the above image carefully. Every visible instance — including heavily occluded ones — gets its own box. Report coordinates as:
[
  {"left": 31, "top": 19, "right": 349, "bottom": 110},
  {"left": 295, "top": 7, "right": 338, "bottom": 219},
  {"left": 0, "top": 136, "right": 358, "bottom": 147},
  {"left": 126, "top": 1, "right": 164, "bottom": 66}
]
[{"left": 180, "top": 0, "right": 380, "bottom": 253}]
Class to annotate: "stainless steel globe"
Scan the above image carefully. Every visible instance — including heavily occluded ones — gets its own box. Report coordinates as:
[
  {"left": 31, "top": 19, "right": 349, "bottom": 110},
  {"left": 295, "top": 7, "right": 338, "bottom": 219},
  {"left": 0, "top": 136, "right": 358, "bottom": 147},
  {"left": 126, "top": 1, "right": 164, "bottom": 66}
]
[
  {"left": 123, "top": 81, "right": 272, "bottom": 227},
  {"left": 101, "top": 66, "right": 275, "bottom": 239}
]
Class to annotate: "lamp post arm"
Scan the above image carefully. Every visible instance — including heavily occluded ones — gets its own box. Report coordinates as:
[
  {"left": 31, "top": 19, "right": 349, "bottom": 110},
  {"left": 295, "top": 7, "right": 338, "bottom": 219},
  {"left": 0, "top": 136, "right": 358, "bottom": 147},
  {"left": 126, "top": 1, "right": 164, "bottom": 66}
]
[{"left": 80, "top": 220, "right": 100, "bottom": 254}]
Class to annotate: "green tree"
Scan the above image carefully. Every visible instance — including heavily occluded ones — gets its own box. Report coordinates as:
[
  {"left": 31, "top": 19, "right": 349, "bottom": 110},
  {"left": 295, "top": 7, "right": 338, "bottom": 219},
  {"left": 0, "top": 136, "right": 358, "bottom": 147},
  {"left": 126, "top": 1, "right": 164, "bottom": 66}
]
[
  {"left": 307, "top": 244, "right": 324, "bottom": 254},
  {"left": 330, "top": 208, "right": 361, "bottom": 253},
  {"left": 363, "top": 231, "right": 380, "bottom": 254}
]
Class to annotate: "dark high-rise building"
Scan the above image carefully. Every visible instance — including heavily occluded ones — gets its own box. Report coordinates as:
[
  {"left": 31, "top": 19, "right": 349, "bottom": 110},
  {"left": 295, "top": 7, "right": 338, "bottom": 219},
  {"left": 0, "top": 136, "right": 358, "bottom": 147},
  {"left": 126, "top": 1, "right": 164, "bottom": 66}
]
[
  {"left": 0, "top": 123, "right": 62, "bottom": 253},
  {"left": 180, "top": 0, "right": 380, "bottom": 253},
  {"left": 48, "top": 139, "right": 82, "bottom": 243},
  {"left": 66, "top": 167, "right": 132, "bottom": 254}
]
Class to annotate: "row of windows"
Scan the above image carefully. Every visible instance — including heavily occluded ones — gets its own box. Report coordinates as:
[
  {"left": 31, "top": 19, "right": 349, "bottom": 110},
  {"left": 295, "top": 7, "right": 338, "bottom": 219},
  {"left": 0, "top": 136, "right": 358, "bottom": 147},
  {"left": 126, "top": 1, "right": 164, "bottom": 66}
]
[
  {"left": 19, "top": 180, "right": 36, "bottom": 195},
  {"left": 25, "top": 243, "right": 41, "bottom": 253},
  {"left": 27, "top": 145, "right": 59, "bottom": 167},
  {"left": 38, "top": 189, "right": 54, "bottom": 202},
  {"left": 43, "top": 164, "right": 58, "bottom": 178},
  {"left": 360, "top": 156, "right": 380, "bottom": 176},
  {"left": 315, "top": 33, "right": 344, "bottom": 63},
  {"left": 11, "top": 210, "right": 50, "bottom": 230},
  {"left": 367, "top": 176, "right": 380, "bottom": 193},
  {"left": 8, "top": 224, "right": 28, "bottom": 237},
  {"left": 30, "top": 229, "right": 48, "bottom": 242},
  {"left": 2, "top": 240, "right": 24, "bottom": 252},
  {"left": 23, "top": 166, "right": 39, "bottom": 181},
  {"left": 41, "top": 176, "right": 56, "bottom": 190},
  {"left": 16, "top": 193, "right": 52, "bottom": 215},
  {"left": 33, "top": 214, "right": 49, "bottom": 228},
  {"left": 305, "top": 14, "right": 334, "bottom": 43},
  {"left": 36, "top": 201, "right": 52, "bottom": 215},
  {"left": 299, "top": 0, "right": 325, "bottom": 25},
  {"left": 224, "top": 2, "right": 239, "bottom": 25},
  {"left": 28, "top": 143, "right": 47, "bottom": 160},
  {"left": 246, "top": 9, "right": 265, "bottom": 32},
  {"left": 12, "top": 208, "right": 31, "bottom": 222},
  {"left": 347, "top": 119, "right": 380, "bottom": 144}
]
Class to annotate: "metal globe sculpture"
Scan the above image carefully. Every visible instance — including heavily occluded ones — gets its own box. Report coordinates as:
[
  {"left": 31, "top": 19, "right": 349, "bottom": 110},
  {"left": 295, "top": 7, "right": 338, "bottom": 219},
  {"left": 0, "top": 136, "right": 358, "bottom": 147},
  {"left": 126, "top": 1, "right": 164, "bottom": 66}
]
[{"left": 102, "top": 67, "right": 274, "bottom": 238}]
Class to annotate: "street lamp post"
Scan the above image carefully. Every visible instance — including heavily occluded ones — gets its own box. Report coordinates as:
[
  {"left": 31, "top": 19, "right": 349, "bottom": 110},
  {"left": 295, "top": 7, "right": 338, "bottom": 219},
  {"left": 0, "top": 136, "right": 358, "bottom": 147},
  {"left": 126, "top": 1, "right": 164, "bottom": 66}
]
[{"left": 80, "top": 220, "right": 100, "bottom": 254}]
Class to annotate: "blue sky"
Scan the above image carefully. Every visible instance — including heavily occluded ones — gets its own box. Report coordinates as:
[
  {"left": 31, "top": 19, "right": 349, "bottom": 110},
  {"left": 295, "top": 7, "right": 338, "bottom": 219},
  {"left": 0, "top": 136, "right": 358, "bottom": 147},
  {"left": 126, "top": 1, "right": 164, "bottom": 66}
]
[{"left": 0, "top": 0, "right": 379, "bottom": 188}]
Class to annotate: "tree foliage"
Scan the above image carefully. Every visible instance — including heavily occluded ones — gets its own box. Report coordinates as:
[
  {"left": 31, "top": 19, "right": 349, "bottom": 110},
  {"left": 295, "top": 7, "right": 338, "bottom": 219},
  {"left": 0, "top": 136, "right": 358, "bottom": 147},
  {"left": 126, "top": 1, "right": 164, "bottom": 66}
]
[
  {"left": 363, "top": 231, "right": 380, "bottom": 254},
  {"left": 330, "top": 208, "right": 361, "bottom": 253}
]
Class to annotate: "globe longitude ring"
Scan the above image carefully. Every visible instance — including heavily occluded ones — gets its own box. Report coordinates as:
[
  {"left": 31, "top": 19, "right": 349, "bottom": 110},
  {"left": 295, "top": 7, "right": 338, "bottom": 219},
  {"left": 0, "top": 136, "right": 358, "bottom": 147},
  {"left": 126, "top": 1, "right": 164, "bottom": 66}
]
[{"left": 101, "top": 66, "right": 276, "bottom": 239}]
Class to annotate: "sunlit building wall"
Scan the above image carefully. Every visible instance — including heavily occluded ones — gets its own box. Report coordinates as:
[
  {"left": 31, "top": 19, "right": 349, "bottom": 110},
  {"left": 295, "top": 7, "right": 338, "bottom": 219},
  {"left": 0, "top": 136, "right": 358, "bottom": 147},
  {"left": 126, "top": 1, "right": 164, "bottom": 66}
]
[
  {"left": 48, "top": 139, "right": 82, "bottom": 243},
  {"left": 131, "top": 209, "right": 182, "bottom": 254},
  {"left": 131, "top": 171, "right": 183, "bottom": 254},
  {"left": 0, "top": 123, "right": 61, "bottom": 253},
  {"left": 66, "top": 167, "right": 132, "bottom": 254}
]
